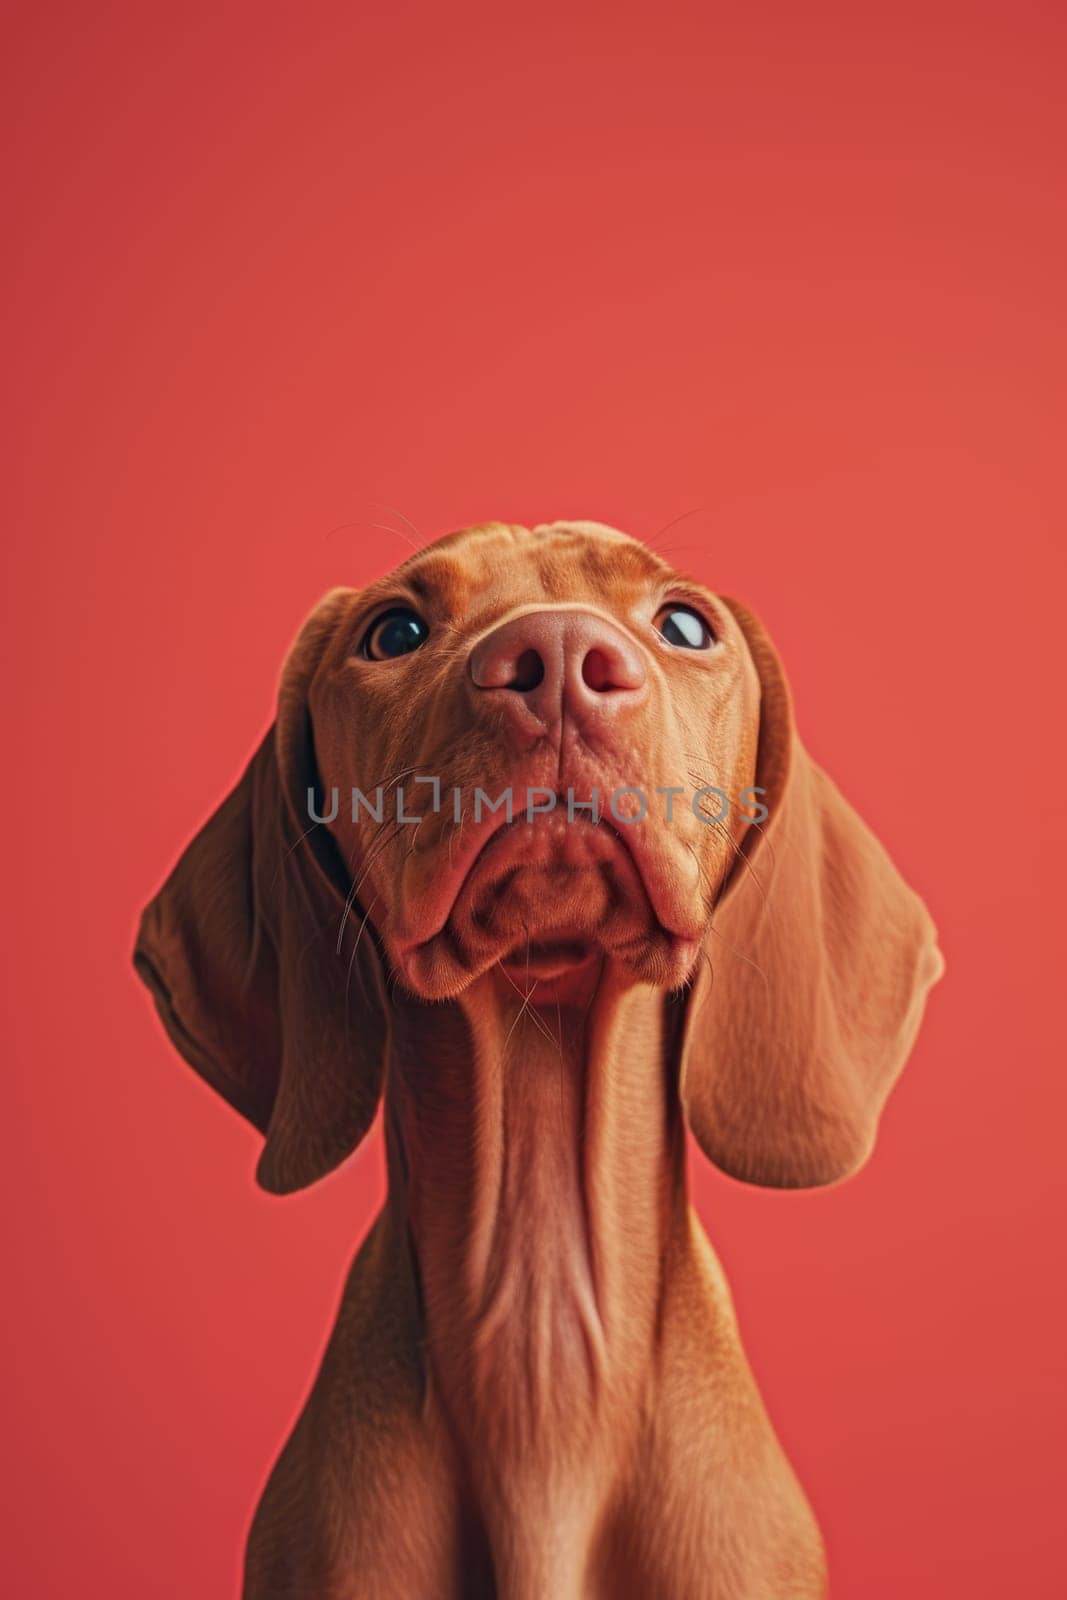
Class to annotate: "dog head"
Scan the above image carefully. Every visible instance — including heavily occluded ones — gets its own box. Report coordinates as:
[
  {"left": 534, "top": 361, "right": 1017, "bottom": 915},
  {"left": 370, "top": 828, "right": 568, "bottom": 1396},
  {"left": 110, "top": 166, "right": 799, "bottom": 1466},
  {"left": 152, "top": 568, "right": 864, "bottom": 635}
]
[
  {"left": 135, "top": 520, "right": 942, "bottom": 1192},
  {"left": 309, "top": 520, "right": 761, "bottom": 1000}
]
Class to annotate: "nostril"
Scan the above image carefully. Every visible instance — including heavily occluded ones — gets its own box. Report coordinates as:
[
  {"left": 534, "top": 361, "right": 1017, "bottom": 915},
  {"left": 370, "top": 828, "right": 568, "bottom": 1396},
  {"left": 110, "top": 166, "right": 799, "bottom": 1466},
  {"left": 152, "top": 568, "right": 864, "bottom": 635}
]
[
  {"left": 582, "top": 647, "right": 631, "bottom": 693},
  {"left": 509, "top": 648, "right": 545, "bottom": 693}
]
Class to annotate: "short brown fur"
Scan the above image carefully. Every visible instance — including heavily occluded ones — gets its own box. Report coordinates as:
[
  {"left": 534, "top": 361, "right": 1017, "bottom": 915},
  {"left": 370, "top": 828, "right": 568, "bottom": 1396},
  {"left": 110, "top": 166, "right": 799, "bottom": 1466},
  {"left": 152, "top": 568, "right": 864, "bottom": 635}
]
[{"left": 135, "top": 520, "right": 942, "bottom": 1598}]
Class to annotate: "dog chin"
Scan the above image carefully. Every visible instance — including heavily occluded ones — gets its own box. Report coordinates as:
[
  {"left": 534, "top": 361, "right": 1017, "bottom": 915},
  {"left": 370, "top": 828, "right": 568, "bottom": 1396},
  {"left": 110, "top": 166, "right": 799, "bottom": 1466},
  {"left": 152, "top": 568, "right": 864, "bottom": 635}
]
[
  {"left": 397, "top": 904, "right": 699, "bottom": 1003},
  {"left": 390, "top": 816, "right": 705, "bottom": 1001}
]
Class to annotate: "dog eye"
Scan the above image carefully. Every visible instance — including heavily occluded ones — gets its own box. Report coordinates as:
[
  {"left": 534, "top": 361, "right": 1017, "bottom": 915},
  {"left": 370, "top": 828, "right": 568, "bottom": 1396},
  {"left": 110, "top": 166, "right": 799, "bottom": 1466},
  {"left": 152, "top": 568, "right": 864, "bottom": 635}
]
[
  {"left": 654, "top": 605, "right": 715, "bottom": 650},
  {"left": 362, "top": 608, "right": 429, "bottom": 660}
]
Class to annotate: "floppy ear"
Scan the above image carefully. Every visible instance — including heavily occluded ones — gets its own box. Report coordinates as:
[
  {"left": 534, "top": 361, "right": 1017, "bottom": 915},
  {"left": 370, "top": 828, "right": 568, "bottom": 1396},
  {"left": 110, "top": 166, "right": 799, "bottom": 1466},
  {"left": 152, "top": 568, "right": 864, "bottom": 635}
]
[
  {"left": 679, "top": 598, "right": 944, "bottom": 1189},
  {"left": 133, "top": 590, "right": 388, "bottom": 1195}
]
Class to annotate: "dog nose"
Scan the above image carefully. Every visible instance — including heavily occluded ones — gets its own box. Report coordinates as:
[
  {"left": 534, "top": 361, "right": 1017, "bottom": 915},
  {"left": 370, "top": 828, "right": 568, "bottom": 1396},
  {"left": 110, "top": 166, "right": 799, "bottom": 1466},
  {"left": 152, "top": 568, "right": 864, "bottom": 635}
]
[{"left": 469, "top": 609, "right": 647, "bottom": 730}]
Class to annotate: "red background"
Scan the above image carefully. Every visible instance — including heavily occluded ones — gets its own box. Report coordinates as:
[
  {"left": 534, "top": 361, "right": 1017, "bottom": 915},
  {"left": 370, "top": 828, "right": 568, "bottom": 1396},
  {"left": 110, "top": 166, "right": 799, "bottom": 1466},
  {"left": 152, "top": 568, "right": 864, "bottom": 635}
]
[{"left": 4, "top": 3, "right": 1065, "bottom": 1595}]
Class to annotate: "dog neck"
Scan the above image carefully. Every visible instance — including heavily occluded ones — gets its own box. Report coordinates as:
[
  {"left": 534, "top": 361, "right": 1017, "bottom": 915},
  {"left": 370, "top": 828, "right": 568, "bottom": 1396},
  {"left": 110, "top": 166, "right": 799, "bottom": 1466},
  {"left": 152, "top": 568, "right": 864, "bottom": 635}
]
[{"left": 383, "top": 963, "right": 688, "bottom": 1466}]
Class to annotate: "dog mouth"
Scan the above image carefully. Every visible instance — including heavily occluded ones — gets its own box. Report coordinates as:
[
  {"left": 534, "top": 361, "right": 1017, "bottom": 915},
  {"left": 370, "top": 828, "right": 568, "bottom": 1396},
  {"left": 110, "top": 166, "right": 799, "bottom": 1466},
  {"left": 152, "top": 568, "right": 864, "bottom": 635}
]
[
  {"left": 455, "top": 808, "right": 652, "bottom": 933},
  {"left": 393, "top": 805, "right": 703, "bottom": 999}
]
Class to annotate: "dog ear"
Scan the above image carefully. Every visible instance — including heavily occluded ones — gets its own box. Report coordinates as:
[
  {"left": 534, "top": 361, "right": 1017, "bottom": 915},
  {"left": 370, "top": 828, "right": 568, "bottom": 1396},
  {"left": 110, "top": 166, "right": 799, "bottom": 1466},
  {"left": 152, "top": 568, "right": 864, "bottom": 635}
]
[
  {"left": 677, "top": 598, "right": 943, "bottom": 1188},
  {"left": 133, "top": 590, "right": 388, "bottom": 1195}
]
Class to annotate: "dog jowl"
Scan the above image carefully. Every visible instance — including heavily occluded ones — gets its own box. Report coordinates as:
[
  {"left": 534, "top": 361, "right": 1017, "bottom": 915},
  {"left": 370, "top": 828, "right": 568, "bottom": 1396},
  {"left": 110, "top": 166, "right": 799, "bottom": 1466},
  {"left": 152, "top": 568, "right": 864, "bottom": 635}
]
[{"left": 134, "top": 519, "right": 942, "bottom": 1600}]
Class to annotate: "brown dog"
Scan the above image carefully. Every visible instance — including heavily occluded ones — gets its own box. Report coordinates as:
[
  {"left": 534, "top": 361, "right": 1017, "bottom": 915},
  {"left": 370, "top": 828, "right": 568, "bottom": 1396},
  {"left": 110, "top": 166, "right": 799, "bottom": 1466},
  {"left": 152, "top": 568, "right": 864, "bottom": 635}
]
[{"left": 134, "top": 520, "right": 942, "bottom": 1599}]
